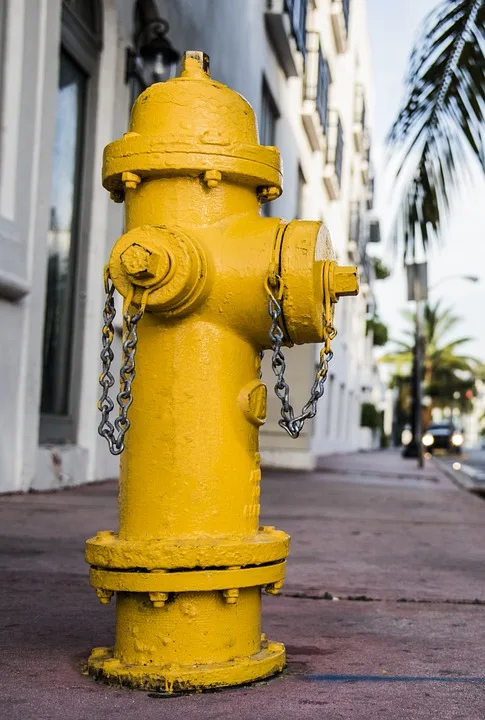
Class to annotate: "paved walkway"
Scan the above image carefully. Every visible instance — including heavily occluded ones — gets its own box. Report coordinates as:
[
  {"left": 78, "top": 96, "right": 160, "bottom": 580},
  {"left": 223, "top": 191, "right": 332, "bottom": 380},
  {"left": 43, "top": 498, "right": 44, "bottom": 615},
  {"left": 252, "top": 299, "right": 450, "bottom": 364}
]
[{"left": 1, "top": 451, "right": 485, "bottom": 719}]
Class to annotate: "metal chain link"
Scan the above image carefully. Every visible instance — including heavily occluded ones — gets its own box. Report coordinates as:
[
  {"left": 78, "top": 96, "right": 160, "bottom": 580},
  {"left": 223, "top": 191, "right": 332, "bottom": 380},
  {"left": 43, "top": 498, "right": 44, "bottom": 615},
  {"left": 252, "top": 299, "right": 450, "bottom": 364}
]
[
  {"left": 97, "top": 269, "right": 147, "bottom": 455},
  {"left": 265, "top": 263, "right": 337, "bottom": 439}
]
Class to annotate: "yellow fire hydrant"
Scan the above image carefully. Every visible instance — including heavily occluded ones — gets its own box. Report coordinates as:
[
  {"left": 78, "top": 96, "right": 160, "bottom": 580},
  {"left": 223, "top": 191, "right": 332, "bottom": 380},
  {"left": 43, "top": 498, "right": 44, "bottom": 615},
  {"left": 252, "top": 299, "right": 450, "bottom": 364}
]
[{"left": 86, "top": 51, "right": 358, "bottom": 692}]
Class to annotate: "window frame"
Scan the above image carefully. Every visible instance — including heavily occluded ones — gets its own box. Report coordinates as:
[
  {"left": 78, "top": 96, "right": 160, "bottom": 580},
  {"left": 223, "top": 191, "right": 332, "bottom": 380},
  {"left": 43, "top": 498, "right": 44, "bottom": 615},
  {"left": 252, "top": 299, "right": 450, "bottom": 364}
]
[
  {"left": 315, "top": 48, "right": 330, "bottom": 135},
  {"left": 259, "top": 78, "right": 280, "bottom": 217},
  {"left": 0, "top": 0, "right": 7, "bottom": 175},
  {"left": 342, "top": 0, "right": 351, "bottom": 33},
  {"left": 334, "top": 115, "right": 344, "bottom": 186},
  {"left": 284, "top": 0, "right": 308, "bottom": 61},
  {"left": 39, "top": 1, "right": 102, "bottom": 444}
]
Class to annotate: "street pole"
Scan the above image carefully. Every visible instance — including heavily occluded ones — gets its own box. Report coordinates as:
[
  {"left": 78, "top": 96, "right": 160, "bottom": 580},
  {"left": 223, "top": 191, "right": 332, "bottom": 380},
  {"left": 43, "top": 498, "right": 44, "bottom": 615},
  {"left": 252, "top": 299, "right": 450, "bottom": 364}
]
[
  {"left": 403, "top": 264, "right": 425, "bottom": 465},
  {"left": 415, "top": 297, "right": 424, "bottom": 468}
]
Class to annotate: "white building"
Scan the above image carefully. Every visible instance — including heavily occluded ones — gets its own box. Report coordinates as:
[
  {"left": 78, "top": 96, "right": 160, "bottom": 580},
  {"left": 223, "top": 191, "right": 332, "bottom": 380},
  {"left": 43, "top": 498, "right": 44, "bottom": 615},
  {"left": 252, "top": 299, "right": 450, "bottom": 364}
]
[{"left": 0, "top": 0, "right": 381, "bottom": 493}]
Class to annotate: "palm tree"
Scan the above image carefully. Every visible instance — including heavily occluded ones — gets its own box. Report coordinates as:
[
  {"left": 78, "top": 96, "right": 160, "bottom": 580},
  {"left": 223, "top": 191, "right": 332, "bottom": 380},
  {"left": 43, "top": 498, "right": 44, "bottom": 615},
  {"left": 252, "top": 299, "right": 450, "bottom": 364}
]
[
  {"left": 382, "top": 300, "right": 480, "bottom": 413},
  {"left": 387, "top": 1, "right": 485, "bottom": 260}
]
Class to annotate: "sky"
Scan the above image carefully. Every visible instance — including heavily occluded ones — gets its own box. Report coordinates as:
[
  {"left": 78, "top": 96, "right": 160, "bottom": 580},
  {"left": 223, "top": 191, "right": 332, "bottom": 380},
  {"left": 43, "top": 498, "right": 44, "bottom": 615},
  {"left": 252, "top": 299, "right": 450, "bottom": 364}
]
[{"left": 366, "top": 0, "right": 485, "bottom": 361}]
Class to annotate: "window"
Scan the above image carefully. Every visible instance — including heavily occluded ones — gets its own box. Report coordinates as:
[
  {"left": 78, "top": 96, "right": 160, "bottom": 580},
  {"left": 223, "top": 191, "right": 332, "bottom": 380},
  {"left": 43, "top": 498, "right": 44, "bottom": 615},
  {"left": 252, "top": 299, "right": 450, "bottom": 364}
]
[
  {"left": 284, "top": 0, "right": 308, "bottom": 60},
  {"left": 40, "top": 1, "right": 102, "bottom": 443},
  {"left": 259, "top": 80, "right": 279, "bottom": 217},
  {"left": 260, "top": 79, "right": 279, "bottom": 147},
  {"left": 296, "top": 166, "right": 305, "bottom": 219},
  {"left": 342, "top": 0, "right": 351, "bottom": 32},
  {"left": 0, "top": 0, "right": 6, "bottom": 173},
  {"left": 325, "top": 374, "right": 335, "bottom": 436},
  {"left": 316, "top": 50, "right": 330, "bottom": 134},
  {"left": 349, "top": 201, "right": 361, "bottom": 246},
  {"left": 337, "top": 383, "right": 345, "bottom": 438},
  {"left": 334, "top": 116, "right": 344, "bottom": 185}
]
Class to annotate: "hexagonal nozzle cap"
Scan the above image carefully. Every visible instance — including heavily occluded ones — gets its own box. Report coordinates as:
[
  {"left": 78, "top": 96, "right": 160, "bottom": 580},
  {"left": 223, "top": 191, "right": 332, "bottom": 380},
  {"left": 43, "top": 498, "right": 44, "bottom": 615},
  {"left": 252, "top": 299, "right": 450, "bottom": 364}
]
[
  {"left": 120, "top": 243, "right": 170, "bottom": 286},
  {"left": 332, "top": 265, "right": 359, "bottom": 300}
]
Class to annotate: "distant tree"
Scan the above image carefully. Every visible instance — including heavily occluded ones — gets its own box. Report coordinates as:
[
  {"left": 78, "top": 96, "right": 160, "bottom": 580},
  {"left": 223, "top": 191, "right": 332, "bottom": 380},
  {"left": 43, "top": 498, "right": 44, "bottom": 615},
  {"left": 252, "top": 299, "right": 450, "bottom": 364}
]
[
  {"left": 382, "top": 300, "right": 479, "bottom": 411},
  {"left": 387, "top": 0, "right": 485, "bottom": 260},
  {"left": 373, "top": 257, "right": 392, "bottom": 280},
  {"left": 366, "top": 314, "right": 389, "bottom": 346}
]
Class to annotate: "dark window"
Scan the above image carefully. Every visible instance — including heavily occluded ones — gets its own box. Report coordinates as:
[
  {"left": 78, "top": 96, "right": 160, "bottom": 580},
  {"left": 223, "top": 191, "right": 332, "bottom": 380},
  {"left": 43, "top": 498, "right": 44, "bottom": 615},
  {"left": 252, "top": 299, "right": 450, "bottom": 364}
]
[
  {"left": 349, "top": 201, "right": 361, "bottom": 246},
  {"left": 0, "top": 0, "right": 6, "bottom": 173},
  {"left": 63, "top": 0, "right": 100, "bottom": 35},
  {"left": 284, "top": 0, "right": 308, "bottom": 60},
  {"left": 354, "top": 85, "right": 366, "bottom": 127},
  {"left": 342, "top": 0, "right": 351, "bottom": 32},
  {"left": 259, "top": 80, "right": 280, "bottom": 216},
  {"left": 260, "top": 80, "right": 279, "bottom": 147},
  {"left": 316, "top": 50, "right": 330, "bottom": 134},
  {"left": 40, "top": 1, "right": 102, "bottom": 443},
  {"left": 335, "top": 116, "right": 344, "bottom": 185},
  {"left": 41, "top": 51, "right": 87, "bottom": 418},
  {"left": 296, "top": 166, "right": 305, "bottom": 219}
]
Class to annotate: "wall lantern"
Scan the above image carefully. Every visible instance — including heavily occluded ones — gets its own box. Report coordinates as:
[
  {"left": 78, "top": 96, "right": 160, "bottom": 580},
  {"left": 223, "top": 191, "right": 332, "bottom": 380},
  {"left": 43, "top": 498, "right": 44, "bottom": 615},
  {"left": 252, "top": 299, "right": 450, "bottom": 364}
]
[{"left": 126, "top": 0, "right": 180, "bottom": 101}]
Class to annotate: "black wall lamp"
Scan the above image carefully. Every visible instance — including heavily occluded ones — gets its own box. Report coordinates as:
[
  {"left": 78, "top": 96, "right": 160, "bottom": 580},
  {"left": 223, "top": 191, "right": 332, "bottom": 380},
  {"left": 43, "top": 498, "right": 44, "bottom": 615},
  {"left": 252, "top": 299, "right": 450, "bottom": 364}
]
[{"left": 126, "top": 0, "right": 180, "bottom": 100}]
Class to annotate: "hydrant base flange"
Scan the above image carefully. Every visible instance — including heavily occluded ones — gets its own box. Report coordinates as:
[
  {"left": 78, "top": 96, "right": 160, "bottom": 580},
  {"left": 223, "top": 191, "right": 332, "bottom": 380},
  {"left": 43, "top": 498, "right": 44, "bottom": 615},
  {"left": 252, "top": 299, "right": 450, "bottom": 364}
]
[
  {"left": 88, "top": 641, "right": 286, "bottom": 693},
  {"left": 89, "top": 561, "right": 286, "bottom": 594},
  {"left": 85, "top": 528, "right": 290, "bottom": 570}
]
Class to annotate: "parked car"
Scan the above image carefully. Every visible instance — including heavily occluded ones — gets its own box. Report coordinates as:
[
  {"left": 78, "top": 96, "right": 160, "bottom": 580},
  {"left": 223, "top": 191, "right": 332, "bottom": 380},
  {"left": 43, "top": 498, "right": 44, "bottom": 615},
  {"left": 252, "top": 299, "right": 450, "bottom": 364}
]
[{"left": 422, "top": 421, "right": 464, "bottom": 454}]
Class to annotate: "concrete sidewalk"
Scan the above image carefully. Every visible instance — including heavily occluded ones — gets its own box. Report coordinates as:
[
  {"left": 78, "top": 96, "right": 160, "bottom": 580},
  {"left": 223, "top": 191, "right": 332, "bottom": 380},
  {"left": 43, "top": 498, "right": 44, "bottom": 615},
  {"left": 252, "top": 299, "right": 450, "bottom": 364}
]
[{"left": 1, "top": 450, "right": 485, "bottom": 719}]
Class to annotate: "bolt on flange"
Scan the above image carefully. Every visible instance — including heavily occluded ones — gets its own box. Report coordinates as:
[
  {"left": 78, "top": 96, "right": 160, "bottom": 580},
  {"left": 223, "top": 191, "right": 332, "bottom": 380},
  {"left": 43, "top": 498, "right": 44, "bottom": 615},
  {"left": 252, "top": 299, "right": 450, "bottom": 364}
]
[
  {"left": 264, "top": 580, "right": 284, "bottom": 596},
  {"left": 203, "top": 170, "right": 222, "bottom": 188},
  {"left": 96, "top": 589, "right": 113, "bottom": 605},
  {"left": 149, "top": 591, "right": 169, "bottom": 608},
  {"left": 122, "top": 171, "right": 141, "bottom": 190},
  {"left": 257, "top": 185, "right": 280, "bottom": 203},
  {"left": 222, "top": 588, "right": 239, "bottom": 605}
]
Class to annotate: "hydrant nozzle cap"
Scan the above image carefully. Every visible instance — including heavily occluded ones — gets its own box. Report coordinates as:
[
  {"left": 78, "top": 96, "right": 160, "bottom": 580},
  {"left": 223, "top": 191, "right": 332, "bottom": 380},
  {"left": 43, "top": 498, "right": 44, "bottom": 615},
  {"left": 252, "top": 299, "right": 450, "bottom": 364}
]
[
  {"left": 181, "top": 51, "right": 210, "bottom": 77},
  {"left": 332, "top": 265, "right": 359, "bottom": 300}
]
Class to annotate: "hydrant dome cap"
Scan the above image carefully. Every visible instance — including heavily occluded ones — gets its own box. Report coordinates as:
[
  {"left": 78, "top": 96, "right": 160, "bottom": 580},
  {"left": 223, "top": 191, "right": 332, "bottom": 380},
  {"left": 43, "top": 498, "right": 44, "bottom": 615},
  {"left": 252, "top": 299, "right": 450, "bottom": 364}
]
[
  {"left": 102, "top": 51, "right": 282, "bottom": 196},
  {"left": 130, "top": 74, "right": 259, "bottom": 146}
]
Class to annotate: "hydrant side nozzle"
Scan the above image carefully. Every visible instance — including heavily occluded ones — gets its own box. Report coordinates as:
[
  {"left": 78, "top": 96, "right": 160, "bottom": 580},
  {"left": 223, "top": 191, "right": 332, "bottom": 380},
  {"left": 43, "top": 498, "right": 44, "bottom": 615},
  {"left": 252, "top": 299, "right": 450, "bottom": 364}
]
[{"left": 330, "top": 265, "right": 359, "bottom": 302}]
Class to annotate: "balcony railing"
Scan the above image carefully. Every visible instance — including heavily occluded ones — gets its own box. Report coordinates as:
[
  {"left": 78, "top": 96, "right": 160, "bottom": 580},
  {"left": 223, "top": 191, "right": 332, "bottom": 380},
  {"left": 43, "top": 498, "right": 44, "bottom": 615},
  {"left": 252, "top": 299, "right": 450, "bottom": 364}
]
[
  {"left": 342, "top": 0, "right": 351, "bottom": 32},
  {"left": 302, "top": 33, "right": 330, "bottom": 150},
  {"left": 334, "top": 117, "right": 344, "bottom": 185},
  {"left": 316, "top": 50, "right": 330, "bottom": 134},
  {"left": 330, "top": 0, "right": 351, "bottom": 53},
  {"left": 284, "top": 0, "right": 308, "bottom": 61},
  {"left": 265, "top": 0, "right": 307, "bottom": 76},
  {"left": 366, "top": 175, "right": 375, "bottom": 210},
  {"left": 323, "top": 112, "right": 344, "bottom": 199},
  {"left": 361, "top": 130, "right": 371, "bottom": 182},
  {"left": 352, "top": 84, "right": 366, "bottom": 152}
]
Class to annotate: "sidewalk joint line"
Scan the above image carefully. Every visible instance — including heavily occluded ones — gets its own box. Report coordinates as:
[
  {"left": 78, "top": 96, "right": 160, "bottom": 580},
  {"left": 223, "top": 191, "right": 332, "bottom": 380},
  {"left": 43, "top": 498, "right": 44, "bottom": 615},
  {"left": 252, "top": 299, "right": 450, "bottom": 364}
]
[{"left": 282, "top": 591, "right": 485, "bottom": 606}]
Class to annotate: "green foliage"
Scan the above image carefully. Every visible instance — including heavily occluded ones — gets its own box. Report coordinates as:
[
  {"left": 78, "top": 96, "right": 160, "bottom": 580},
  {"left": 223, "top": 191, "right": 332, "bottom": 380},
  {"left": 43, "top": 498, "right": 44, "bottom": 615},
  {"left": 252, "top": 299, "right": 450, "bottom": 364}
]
[
  {"left": 387, "top": 0, "right": 485, "bottom": 260},
  {"left": 367, "top": 315, "right": 389, "bottom": 346},
  {"left": 361, "top": 402, "right": 382, "bottom": 429},
  {"left": 373, "top": 257, "right": 391, "bottom": 280},
  {"left": 382, "top": 299, "right": 479, "bottom": 410}
]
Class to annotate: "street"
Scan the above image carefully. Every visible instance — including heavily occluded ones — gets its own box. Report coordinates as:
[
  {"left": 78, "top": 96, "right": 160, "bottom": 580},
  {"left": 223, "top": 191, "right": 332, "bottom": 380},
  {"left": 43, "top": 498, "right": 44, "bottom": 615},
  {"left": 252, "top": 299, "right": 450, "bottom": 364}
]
[
  {"left": 435, "top": 449, "right": 485, "bottom": 493},
  {"left": 2, "top": 450, "right": 485, "bottom": 719}
]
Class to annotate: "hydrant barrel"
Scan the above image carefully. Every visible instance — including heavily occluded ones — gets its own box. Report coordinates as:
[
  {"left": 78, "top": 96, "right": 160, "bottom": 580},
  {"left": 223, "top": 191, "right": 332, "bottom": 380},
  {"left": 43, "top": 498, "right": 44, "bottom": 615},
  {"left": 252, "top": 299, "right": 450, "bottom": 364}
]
[{"left": 86, "top": 51, "right": 358, "bottom": 693}]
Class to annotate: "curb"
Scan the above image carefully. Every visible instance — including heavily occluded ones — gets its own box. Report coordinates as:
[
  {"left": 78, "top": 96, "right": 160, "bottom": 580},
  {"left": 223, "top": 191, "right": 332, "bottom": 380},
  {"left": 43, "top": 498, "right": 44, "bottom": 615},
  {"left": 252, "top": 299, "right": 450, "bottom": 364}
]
[{"left": 432, "top": 456, "right": 485, "bottom": 496}]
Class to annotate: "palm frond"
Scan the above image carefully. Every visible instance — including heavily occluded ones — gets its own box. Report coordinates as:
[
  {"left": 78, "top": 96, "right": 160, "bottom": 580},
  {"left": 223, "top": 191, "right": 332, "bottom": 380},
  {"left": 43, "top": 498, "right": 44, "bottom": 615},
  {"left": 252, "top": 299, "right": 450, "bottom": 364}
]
[{"left": 387, "top": 0, "right": 485, "bottom": 259}]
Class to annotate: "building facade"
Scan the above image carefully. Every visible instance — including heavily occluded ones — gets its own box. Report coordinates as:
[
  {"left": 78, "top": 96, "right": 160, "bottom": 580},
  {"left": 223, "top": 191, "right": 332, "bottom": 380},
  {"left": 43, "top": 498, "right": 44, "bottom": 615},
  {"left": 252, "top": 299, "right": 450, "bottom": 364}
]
[{"left": 0, "top": 0, "right": 381, "bottom": 492}]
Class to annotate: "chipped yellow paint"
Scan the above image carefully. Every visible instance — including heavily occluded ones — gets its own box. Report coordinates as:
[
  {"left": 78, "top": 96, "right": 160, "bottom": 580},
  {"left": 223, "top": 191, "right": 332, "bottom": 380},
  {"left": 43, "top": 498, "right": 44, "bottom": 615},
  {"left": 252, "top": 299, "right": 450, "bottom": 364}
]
[{"left": 86, "top": 50, "right": 358, "bottom": 692}]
